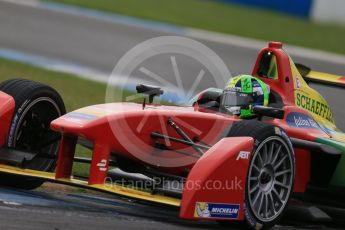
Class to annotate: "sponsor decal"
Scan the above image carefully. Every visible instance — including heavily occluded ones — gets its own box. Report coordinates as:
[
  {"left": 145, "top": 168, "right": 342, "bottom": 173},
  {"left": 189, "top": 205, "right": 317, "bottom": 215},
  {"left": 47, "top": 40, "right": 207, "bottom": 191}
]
[
  {"left": 286, "top": 112, "right": 320, "bottom": 129},
  {"left": 244, "top": 202, "right": 258, "bottom": 229},
  {"left": 296, "top": 92, "right": 334, "bottom": 123},
  {"left": 254, "top": 139, "right": 260, "bottom": 147},
  {"left": 296, "top": 75, "right": 301, "bottom": 89},
  {"left": 65, "top": 112, "right": 98, "bottom": 121},
  {"left": 236, "top": 151, "right": 250, "bottom": 160},
  {"left": 194, "top": 202, "right": 240, "bottom": 219},
  {"left": 244, "top": 202, "right": 264, "bottom": 229},
  {"left": 274, "top": 127, "right": 282, "bottom": 135},
  {"left": 280, "top": 129, "right": 294, "bottom": 153},
  {"left": 274, "top": 127, "right": 294, "bottom": 152}
]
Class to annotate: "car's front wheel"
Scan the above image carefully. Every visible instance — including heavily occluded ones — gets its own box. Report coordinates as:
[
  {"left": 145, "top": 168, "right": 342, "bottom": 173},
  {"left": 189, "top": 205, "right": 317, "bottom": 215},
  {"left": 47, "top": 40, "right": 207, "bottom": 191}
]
[
  {"left": 0, "top": 79, "right": 65, "bottom": 189},
  {"left": 228, "top": 120, "right": 295, "bottom": 229}
]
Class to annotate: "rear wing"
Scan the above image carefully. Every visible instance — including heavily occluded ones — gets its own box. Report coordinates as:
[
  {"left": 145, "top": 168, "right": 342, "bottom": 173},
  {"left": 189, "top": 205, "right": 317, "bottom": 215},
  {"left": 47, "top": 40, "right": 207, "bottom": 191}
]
[{"left": 296, "top": 63, "right": 345, "bottom": 88}]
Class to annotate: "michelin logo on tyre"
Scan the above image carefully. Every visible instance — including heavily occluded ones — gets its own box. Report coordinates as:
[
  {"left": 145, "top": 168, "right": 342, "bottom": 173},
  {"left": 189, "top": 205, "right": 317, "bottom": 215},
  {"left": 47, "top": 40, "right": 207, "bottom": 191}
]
[{"left": 194, "top": 202, "right": 240, "bottom": 219}]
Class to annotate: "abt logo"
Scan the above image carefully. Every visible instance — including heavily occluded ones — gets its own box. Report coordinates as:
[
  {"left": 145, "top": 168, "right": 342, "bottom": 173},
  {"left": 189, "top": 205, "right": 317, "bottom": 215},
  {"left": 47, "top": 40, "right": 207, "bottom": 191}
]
[{"left": 236, "top": 151, "right": 250, "bottom": 161}]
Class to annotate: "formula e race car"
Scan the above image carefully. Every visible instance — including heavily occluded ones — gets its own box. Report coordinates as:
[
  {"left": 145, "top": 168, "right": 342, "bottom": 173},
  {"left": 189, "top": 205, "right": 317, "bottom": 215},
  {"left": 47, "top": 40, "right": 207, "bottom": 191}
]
[{"left": 0, "top": 41, "right": 344, "bottom": 229}]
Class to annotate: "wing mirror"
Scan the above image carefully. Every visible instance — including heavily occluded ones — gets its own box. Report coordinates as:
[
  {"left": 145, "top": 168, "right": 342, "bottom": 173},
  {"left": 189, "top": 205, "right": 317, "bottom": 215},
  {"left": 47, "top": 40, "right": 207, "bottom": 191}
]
[
  {"left": 253, "top": 106, "right": 285, "bottom": 119},
  {"left": 136, "top": 84, "right": 164, "bottom": 103}
]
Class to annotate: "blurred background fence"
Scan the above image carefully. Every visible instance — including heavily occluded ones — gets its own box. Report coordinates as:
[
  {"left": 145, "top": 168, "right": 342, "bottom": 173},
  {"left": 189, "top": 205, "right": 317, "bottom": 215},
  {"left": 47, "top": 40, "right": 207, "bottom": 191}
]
[{"left": 220, "top": 0, "right": 345, "bottom": 24}]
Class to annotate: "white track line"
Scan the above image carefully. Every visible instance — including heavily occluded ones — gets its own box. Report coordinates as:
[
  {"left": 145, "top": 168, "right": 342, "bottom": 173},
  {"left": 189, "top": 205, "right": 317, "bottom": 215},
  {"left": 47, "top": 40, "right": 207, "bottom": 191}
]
[
  {"left": 186, "top": 29, "right": 345, "bottom": 66},
  {"left": 1, "top": 0, "right": 345, "bottom": 66}
]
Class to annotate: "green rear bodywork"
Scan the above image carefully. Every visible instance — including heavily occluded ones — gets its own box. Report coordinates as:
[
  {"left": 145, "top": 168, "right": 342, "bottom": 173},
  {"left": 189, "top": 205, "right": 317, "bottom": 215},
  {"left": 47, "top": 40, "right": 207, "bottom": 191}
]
[{"left": 316, "top": 137, "right": 345, "bottom": 186}]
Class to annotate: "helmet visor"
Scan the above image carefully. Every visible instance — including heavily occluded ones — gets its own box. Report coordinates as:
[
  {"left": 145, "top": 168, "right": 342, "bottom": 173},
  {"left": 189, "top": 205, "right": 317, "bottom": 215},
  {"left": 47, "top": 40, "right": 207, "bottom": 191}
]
[{"left": 221, "top": 89, "right": 255, "bottom": 108}]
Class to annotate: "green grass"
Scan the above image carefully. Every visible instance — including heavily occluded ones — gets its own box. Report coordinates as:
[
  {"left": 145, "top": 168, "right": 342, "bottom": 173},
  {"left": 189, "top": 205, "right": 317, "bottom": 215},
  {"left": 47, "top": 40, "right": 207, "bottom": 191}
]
[
  {"left": 0, "top": 58, "right": 126, "bottom": 177},
  {"left": 0, "top": 59, "right": 113, "bottom": 111},
  {"left": 50, "top": 0, "right": 345, "bottom": 55}
]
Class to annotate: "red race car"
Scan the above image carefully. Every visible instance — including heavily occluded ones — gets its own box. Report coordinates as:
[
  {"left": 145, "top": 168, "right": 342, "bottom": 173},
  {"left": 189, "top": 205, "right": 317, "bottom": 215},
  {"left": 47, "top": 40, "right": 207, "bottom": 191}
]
[{"left": 0, "top": 41, "right": 344, "bottom": 229}]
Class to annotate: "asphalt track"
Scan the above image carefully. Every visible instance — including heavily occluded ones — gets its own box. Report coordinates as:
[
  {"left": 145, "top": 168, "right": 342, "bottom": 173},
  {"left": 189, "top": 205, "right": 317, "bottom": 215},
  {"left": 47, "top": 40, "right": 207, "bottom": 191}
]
[
  {"left": 0, "top": 184, "right": 344, "bottom": 230},
  {"left": 0, "top": 1, "right": 345, "bottom": 229},
  {"left": 1, "top": 1, "right": 344, "bottom": 130}
]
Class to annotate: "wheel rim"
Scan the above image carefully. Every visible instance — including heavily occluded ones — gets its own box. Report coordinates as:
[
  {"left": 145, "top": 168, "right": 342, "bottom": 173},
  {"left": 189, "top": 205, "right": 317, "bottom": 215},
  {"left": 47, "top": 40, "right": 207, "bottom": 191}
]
[
  {"left": 247, "top": 136, "right": 293, "bottom": 222},
  {"left": 13, "top": 97, "right": 62, "bottom": 171}
]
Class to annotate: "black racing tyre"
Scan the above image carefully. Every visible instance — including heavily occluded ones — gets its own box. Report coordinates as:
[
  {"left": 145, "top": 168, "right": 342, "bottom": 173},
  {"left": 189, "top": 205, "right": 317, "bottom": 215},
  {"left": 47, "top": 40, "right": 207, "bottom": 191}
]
[
  {"left": 227, "top": 120, "right": 295, "bottom": 229},
  {"left": 0, "top": 79, "right": 65, "bottom": 189}
]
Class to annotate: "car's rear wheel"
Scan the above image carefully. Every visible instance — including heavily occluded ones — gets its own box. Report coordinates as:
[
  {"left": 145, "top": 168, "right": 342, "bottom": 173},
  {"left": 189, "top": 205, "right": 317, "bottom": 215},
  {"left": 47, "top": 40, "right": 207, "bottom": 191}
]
[
  {"left": 0, "top": 79, "right": 65, "bottom": 189},
  {"left": 227, "top": 120, "right": 295, "bottom": 229}
]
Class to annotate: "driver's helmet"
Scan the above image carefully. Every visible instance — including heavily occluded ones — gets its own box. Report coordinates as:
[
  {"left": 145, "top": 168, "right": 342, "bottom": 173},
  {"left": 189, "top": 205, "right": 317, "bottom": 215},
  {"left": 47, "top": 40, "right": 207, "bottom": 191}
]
[{"left": 221, "top": 75, "right": 270, "bottom": 118}]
